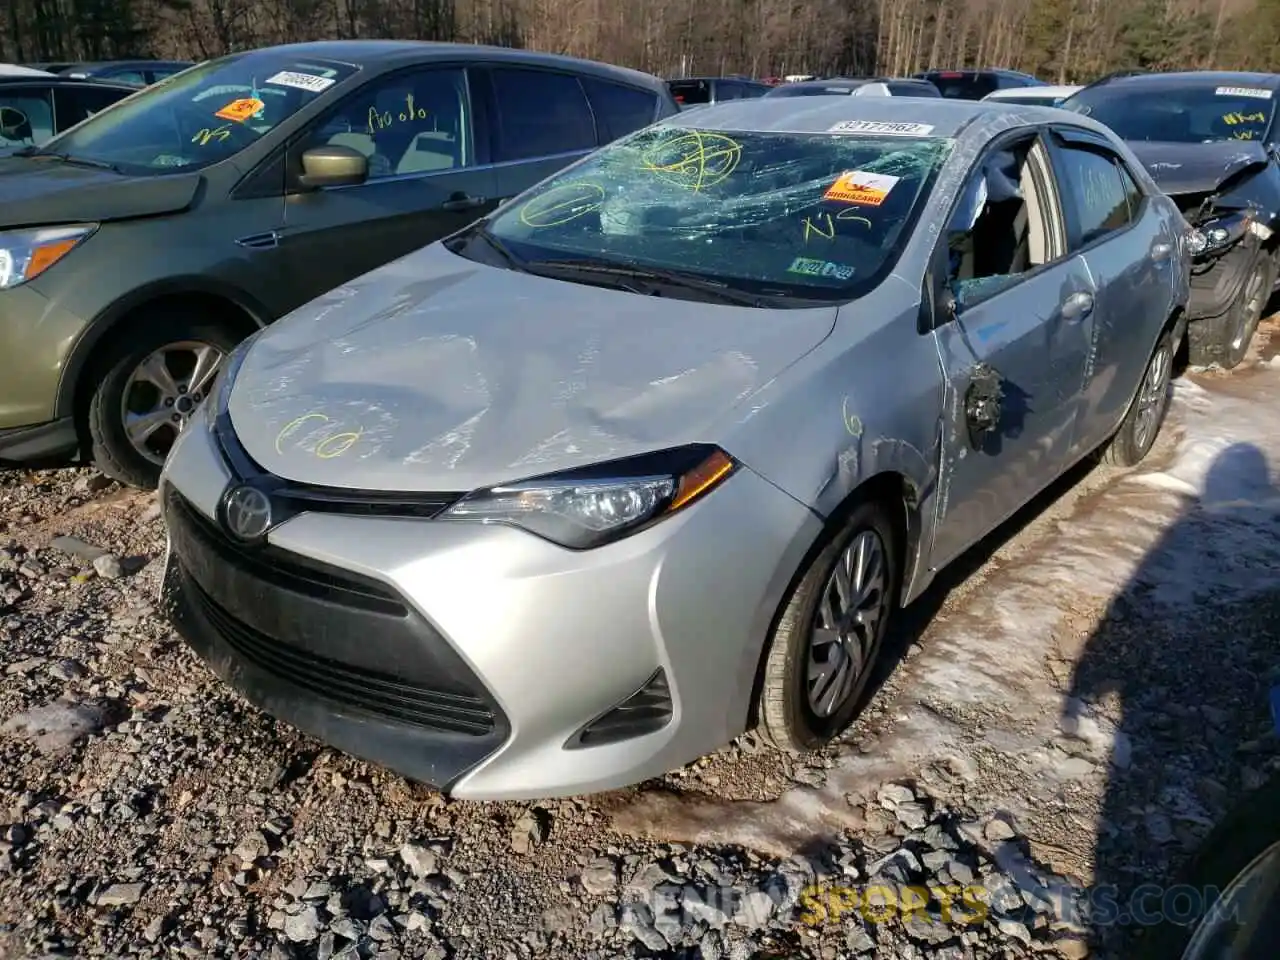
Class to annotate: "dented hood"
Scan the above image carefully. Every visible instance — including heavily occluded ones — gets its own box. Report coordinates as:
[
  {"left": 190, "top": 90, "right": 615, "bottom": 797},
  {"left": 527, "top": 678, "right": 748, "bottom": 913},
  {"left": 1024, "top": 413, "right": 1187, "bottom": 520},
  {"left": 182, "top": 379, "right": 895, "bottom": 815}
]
[
  {"left": 0, "top": 156, "right": 201, "bottom": 228},
  {"left": 227, "top": 243, "right": 839, "bottom": 493},
  {"left": 1128, "top": 140, "right": 1270, "bottom": 197}
]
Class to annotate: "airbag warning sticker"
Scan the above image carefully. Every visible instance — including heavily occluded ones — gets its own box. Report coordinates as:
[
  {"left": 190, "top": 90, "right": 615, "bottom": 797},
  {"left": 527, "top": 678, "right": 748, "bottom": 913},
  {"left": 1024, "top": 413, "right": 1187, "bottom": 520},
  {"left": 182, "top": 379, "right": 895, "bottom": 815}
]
[{"left": 825, "top": 170, "right": 899, "bottom": 206}]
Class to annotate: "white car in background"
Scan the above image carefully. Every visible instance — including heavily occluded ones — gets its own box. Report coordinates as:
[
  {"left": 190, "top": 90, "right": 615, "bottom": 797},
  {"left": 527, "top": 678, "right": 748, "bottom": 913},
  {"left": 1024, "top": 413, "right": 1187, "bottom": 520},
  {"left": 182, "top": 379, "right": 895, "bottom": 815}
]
[
  {"left": 982, "top": 84, "right": 1082, "bottom": 107},
  {"left": 0, "top": 64, "right": 53, "bottom": 77}
]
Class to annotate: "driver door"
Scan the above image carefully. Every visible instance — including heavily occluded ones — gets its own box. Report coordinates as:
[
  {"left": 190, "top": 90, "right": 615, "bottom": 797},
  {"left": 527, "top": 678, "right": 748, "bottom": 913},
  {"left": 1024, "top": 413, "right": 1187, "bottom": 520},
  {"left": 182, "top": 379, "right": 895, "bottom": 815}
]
[
  {"left": 273, "top": 65, "right": 496, "bottom": 306},
  {"left": 929, "top": 132, "right": 1098, "bottom": 569}
]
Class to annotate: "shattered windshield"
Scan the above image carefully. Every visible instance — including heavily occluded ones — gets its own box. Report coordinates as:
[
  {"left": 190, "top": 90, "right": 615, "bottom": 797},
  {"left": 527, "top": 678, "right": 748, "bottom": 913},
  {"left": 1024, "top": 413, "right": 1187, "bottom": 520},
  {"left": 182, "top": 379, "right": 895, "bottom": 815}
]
[
  {"left": 1064, "top": 83, "right": 1275, "bottom": 143},
  {"left": 480, "top": 124, "right": 952, "bottom": 302}
]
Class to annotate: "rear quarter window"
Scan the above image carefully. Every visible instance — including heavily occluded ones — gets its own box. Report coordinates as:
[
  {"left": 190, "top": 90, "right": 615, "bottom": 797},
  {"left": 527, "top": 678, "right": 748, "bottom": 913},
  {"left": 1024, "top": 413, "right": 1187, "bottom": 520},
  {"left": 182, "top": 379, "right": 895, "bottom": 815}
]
[{"left": 581, "top": 77, "right": 658, "bottom": 142}]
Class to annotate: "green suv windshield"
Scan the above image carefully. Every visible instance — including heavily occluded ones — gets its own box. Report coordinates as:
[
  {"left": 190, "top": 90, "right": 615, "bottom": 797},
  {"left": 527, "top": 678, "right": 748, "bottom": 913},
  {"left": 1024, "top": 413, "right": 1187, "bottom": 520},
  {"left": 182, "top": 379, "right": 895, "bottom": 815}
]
[
  {"left": 482, "top": 124, "right": 951, "bottom": 301},
  {"left": 33, "top": 52, "right": 359, "bottom": 173}
]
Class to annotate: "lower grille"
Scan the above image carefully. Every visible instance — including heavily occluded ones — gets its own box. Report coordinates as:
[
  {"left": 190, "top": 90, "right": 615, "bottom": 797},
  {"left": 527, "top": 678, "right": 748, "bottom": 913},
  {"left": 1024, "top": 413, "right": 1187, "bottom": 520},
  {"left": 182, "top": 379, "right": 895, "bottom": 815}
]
[
  {"left": 182, "top": 566, "right": 496, "bottom": 735},
  {"left": 165, "top": 486, "right": 505, "bottom": 739}
]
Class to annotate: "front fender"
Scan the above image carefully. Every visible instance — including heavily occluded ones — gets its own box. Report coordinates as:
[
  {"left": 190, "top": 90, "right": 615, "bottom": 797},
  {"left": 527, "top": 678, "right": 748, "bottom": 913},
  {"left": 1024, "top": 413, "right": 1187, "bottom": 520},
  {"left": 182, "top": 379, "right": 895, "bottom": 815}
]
[{"left": 719, "top": 291, "right": 946, "bottom": 602}]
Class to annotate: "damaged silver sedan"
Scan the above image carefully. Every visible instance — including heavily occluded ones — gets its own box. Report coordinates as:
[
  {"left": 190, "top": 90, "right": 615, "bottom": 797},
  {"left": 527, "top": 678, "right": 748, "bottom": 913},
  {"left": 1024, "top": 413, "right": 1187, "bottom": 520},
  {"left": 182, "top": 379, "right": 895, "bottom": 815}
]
[{"left": 158, "top": 97, "right": 1190, "bottom": 800}]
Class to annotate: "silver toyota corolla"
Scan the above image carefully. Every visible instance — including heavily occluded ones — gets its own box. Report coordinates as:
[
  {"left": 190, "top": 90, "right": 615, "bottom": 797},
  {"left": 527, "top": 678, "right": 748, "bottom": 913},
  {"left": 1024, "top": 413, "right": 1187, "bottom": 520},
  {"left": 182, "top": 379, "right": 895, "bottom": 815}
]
[{"left": 159, "top": 97, "right": 1191, "bottom": 800}]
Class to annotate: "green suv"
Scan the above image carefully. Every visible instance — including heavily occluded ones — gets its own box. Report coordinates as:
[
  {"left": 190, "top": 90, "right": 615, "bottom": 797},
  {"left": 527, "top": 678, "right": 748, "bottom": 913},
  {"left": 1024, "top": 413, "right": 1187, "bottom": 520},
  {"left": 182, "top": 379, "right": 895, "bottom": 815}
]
[{"left": 0, "top": 41, "right": 676, "bottom": 487}]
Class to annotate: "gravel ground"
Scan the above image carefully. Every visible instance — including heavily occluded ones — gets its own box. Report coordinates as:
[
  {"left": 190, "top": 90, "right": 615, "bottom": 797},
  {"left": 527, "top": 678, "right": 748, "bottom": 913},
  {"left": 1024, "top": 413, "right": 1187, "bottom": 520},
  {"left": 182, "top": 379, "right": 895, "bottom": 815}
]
[{"left": 3, "top": 324, "right": 1280, "bottom": 960}]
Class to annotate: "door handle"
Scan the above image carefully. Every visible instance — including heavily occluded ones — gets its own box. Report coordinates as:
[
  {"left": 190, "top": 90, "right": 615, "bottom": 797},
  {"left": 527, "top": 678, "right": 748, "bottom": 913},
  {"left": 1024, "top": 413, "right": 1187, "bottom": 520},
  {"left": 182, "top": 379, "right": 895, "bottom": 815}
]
[
  {"left": 441, "top": 193, "right": 487, "bottom": 212},
  {"left": 1060, "top": 291, "right": 1094, "bottom": 321}
]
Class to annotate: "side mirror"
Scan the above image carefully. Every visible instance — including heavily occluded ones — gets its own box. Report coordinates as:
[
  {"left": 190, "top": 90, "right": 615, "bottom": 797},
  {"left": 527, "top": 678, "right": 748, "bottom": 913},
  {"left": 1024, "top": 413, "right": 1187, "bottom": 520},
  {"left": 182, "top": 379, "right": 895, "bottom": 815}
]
[{"left": 298, "top": 144, "right": 368, "bottom": 189}]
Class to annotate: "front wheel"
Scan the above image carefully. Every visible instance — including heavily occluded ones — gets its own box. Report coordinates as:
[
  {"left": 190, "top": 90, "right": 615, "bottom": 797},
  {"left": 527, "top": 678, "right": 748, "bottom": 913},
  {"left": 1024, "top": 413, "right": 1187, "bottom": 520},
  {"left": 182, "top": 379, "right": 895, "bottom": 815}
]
[
  {"left": 757, "top": 499, "right": 901, "bottom": 752},
  {"left": 86, "top": 313, "right": 243, "bottom": 489}
]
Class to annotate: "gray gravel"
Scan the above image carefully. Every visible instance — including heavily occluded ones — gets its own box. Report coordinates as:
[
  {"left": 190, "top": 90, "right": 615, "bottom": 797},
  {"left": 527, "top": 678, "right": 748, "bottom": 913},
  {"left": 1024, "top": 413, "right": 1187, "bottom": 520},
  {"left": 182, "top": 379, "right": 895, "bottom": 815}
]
[{"left": 3, "top": 338, "right": 1280, "bottom": 959}]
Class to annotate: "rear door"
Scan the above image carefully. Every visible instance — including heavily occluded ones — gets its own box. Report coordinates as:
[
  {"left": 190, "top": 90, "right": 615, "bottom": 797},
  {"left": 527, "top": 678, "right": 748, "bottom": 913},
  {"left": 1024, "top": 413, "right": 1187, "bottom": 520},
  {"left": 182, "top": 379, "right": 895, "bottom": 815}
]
[
  {"left": 271, "top": 63, "right": 496, "bottom": 306},
  {"left": 471, "top": 63, "right": 600, "bottom": 206},
  {"left": 1045, "top": 127, "right": 1176, "bottom": 457},
  {"left": 929, "top": 131, "right": 1098, "bottom": 567}
]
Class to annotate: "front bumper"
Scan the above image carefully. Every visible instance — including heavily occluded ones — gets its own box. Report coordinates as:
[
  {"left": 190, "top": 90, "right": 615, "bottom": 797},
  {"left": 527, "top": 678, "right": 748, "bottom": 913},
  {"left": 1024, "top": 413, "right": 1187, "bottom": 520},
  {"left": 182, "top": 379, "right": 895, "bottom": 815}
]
[
  {"left": 1187, "top": 238, "right": 1266, "bottom": 321},
  {"left": 160, "top": 415, "right": 822, "bottom": 800}
]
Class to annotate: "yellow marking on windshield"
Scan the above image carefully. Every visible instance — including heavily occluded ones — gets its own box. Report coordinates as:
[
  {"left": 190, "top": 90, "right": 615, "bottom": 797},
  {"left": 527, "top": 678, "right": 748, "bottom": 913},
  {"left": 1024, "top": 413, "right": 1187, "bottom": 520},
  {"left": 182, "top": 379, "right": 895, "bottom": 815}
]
[
  {"left": 192, "top": 125, "right": 232, "bottom": 145},
  {"left": 803, "top": 213, "right": 835, "bottom": 242},
  {"left": 836, "top": 208, "right": 873, "bottom": 228},
  {"left": 519, "top": 182, "right": 606, "bottom": 227},
  {"left": 1223, "top": 111, "right": 1266, "bottom": 125},
  {"left": 641, "top": 130, "right": 741, "bottom": 191}
]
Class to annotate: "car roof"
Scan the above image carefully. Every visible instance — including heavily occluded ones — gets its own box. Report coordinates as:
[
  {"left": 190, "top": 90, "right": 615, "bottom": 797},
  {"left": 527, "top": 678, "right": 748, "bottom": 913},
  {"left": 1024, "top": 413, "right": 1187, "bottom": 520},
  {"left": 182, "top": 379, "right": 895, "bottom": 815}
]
[
  {"left": 0, "top": 63, "right": 53, "bottom": 77},
  {"left": 985, "top": 84, "right": 1081, "bottom": 100},
  {"left": 212, "top": 40, "right": 665, "bottom": 90},
  {"left": 1083, "top": 70, "right": 1280, "bottom": 91},
  {"left": 666, "top": 94, "right": 1092, "bottom": 138},
  {"left": 65, "top": 59, "right": 193, "bottom": 70},
  {"left": 0, "top": 73, "right": 138, "bottom": 89}
]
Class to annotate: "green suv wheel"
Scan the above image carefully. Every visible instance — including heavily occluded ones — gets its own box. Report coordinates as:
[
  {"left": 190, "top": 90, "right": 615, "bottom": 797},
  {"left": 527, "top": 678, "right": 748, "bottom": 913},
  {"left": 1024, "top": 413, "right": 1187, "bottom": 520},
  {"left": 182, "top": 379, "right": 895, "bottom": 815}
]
[{"left": 87, "top": 314, "right": 242, "bottom": 489}]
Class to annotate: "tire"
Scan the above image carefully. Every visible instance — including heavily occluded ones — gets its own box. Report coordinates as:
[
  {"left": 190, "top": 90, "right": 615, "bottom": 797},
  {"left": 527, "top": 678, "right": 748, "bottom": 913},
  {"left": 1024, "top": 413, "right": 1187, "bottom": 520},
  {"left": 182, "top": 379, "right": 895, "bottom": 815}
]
[
  {"left": 757, "top": 498, "right": 902, "bottom": 753},
  {"left": 1133, "top": 771, "right": 1280, "bottom": 960},
  {"left": 1101, "top": 326, "right": 1176, "bottom": 467},
  {"left": 1186, "top": 252, "right": 1277, "bottom": 370},
  {"left": 86, "top": 309, "right": 245, "bottom": 489}
]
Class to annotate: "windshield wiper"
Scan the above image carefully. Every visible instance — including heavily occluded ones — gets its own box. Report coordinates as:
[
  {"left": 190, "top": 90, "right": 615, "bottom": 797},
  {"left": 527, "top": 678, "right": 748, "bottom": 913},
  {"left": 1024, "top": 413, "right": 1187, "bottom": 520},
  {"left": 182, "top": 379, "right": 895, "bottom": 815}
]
[
  {"left": 448, "top": 222, "right": 524, "bottom": 270},
  {"left": 524, "top": 258, "right": 771, "bottom": 307},
  {"left": 35, "top": 151, "right": 122, "bottom": 173}
]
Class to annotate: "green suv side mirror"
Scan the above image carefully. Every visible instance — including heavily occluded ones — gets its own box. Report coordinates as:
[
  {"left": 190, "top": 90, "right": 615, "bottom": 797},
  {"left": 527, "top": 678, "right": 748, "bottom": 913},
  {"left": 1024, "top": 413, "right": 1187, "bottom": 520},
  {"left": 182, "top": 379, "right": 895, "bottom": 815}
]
[{"left": 298, "top": 144, "right": 368, "bottom": 189}]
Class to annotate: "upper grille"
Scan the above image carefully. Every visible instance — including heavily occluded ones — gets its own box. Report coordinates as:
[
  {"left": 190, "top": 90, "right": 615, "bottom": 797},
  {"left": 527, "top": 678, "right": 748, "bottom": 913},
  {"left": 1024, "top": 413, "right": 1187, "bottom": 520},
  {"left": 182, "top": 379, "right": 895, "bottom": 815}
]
[{"left": 212, "top": 412, "right": 464, "bottom": 521}]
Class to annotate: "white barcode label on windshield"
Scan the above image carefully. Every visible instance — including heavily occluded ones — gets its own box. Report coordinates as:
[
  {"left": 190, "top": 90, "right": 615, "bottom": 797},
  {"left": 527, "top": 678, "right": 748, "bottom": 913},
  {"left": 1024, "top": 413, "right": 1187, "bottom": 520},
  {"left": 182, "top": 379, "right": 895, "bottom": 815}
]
[
  {"left": 266, "top": 71, "right": 336, "bottom": 93},
  {"left": 1215, "top": 86, "right": 1272, "bottom": 99},
  {"left": 828, "top": 120, "right": 936, "bottom": 136}
]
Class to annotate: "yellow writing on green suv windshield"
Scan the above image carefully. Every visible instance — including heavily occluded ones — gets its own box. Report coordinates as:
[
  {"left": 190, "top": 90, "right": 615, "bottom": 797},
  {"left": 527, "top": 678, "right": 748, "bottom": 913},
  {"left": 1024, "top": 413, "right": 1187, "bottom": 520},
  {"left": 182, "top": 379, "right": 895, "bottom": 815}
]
[
  {"left": 1223, "top": 111, "right": 1266, "bottom": 125},
  {"left": 192, "top": 125, "right": 232, "bottom": 146},
  {"left": 366, "top": 93, "right": 429, "bottom": 134}
]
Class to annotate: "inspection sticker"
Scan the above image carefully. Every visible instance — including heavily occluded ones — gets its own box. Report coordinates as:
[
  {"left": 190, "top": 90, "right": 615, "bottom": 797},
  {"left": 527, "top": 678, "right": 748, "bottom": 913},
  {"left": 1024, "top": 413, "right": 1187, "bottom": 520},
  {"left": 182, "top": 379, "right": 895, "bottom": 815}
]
[
  {"left": 825, "top": 170, "right": 899, "bottom": 206},
  {"left": 828, "top": 120, "right": 935, "bottom": 136},
  {"left": 266, "top": 70, "right": 337, "bottom": 93},
  {"left": 214, "top": 97, "right": 264, "bottom": 122},
  {"left": 1215, "top": 86, "right": 1273, "bottom": 99}
]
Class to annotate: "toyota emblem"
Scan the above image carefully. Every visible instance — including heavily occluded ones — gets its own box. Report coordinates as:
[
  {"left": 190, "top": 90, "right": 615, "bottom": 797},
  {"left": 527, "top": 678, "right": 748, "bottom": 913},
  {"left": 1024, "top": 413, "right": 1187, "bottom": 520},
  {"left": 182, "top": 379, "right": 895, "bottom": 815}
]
[{"left": 220, "top": 484, "right": 273, "bottom": 541}]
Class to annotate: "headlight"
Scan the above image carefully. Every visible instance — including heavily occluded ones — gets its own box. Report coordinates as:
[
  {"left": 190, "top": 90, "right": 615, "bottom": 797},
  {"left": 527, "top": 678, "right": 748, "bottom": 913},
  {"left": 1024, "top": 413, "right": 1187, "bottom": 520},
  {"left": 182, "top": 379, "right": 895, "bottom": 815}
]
[
  {"left": 1188, "top": 212, "right": 1250, "bottom": 260},
  {"left": 442, "top": 444, "right": 737, "bottom": 549},
  {"left": 0, "top": 224, "right": 98, "bottom": 289}
]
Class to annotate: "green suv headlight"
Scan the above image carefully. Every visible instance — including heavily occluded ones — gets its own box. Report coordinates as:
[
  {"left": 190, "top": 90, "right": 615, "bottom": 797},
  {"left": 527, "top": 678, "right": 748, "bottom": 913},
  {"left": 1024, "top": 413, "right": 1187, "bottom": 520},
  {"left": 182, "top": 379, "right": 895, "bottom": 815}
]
[{"left": 0, "top": 224, "right": 98, "bottom": 289}]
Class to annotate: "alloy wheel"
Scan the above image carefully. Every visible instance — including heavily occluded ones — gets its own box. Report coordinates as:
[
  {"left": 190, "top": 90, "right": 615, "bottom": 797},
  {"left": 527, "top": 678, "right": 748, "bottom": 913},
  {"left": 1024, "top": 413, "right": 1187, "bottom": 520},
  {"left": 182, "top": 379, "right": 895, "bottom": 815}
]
[
  {"left": 120, "top": 340, "right": 224, "bottom": 465},
  {"left": 806, "top": 528, "right": 888, "bottom": 718},
  {"left": 1133, "top": 342, "right": 1172, "bottom": 452}
]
